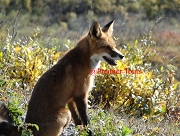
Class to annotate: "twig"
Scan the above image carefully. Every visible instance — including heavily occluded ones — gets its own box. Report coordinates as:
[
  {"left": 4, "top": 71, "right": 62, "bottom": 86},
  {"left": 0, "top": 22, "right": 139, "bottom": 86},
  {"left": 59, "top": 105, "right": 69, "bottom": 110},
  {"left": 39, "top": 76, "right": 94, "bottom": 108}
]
[
  {"left": 0, "top": 17, "right": 5, "bottom": 29},
  {"left": 23, "top": 34, "right": 29, "bottom": 46},
  {"left": 151, "top": 14, "right": 169, "bottom": 32},
  {"left": 10, "top": 9, "right": 22, "bottom": 43},
  {"left": 42, "top": 21, "right": 51, "bottom": 42}
]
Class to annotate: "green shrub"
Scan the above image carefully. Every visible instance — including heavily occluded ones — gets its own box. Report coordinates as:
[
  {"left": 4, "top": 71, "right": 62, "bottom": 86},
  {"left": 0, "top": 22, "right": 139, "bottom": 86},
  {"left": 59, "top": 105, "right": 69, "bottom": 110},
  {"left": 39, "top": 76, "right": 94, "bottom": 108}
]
[
  {"left": 0, "top": 29, "right": 61, "bottom": 89},
  {"left": 78, "top": 109, "right": 133, "bottom": 136},
  {"left": 0, "top": 30, "right": 62, "bottom": 135},
  {"left": 0, "top": 27, "right": 179, "bottom": 135},
  {"left": 91, "top": 33, "right": 179, "bottom": 120}
]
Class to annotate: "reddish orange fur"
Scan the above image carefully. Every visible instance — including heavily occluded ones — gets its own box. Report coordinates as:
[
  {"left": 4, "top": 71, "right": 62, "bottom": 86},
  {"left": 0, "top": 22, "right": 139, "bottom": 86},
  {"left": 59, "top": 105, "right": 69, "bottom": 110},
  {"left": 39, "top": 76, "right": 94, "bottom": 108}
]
[
  {"left": 23, "top": 20, "right": 124, "bottom": 136},
  {"left": 0, "top": 21, "right": 124, "bottom": 136}
]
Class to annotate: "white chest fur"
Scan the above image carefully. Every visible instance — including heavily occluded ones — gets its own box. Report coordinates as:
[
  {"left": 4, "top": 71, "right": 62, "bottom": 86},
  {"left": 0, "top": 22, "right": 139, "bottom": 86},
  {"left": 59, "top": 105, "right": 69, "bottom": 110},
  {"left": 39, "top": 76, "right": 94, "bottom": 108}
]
[
  {"left": 90, "top": 54, "right": 101, "bottom": 69},
  {"left": 89, "top": 54, "right": 102, "bottom": 91}
]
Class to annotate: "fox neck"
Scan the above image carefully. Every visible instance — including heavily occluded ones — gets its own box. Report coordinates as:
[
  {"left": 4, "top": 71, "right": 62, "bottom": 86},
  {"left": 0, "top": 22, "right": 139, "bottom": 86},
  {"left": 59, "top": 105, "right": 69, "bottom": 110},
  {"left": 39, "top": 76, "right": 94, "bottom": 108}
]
[{"left": 74, "top": 36, "right": 101, "bottom": 70}]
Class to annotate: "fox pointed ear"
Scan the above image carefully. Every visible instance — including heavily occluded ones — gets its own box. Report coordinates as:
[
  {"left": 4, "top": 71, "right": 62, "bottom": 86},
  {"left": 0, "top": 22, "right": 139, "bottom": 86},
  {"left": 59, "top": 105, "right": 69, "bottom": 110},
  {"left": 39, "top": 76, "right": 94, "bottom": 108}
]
[
  {"left": 102, "top": 20, "right": 114, "bottom": 36},
  {"left": 89, "top": 21, "right": 102, "bottom": 38}
]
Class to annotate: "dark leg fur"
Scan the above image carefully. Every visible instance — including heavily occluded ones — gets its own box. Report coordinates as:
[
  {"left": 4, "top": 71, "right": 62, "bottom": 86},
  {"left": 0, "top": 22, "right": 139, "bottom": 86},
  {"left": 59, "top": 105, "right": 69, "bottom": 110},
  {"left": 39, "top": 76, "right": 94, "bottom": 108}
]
[
  {"left": 74, "top": 97, "right": 94, "bottom": 136},
  {"left": 68, "top": 100, "right": 82, "bottom": 125},
  {"left": 74, "top": 97, "right": 90, "bottom": 126}
]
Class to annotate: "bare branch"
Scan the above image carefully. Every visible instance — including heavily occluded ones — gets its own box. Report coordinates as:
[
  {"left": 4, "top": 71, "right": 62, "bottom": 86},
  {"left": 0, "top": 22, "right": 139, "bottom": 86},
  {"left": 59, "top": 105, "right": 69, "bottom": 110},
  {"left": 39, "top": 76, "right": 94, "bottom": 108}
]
[
  {"left": 10, "top": 9, "right": 22, "bottom": 43},
  {"left": 151, "top": 14, "right": 170, "bottom": 32}
]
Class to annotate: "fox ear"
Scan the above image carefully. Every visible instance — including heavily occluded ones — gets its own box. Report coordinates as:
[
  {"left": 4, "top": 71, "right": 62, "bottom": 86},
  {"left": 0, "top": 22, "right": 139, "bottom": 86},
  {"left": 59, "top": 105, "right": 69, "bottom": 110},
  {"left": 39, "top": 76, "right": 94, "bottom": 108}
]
[
  {"left": 102, "top": 20, "right": 114, "bottom": 36},
  {"left": 89, "top": 21, "right": 102, "bottom": 38}
]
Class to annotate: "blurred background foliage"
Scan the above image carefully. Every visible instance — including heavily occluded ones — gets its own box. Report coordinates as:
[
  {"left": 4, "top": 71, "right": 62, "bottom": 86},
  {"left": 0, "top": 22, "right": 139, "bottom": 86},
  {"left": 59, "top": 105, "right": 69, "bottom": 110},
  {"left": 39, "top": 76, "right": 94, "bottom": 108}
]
[
  {"left": 1, "top": 0, "right": 180, "bottom": 19},
  {"left": 0, "top": 0, "right": 180, "bottom": 135}
]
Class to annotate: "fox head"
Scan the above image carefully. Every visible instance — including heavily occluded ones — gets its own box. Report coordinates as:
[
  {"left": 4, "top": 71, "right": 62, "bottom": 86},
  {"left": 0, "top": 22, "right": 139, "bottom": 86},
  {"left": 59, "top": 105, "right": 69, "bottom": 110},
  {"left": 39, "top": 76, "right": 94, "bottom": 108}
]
[{"left": 88, "top": 20, "right": 124, "bottom": 69}]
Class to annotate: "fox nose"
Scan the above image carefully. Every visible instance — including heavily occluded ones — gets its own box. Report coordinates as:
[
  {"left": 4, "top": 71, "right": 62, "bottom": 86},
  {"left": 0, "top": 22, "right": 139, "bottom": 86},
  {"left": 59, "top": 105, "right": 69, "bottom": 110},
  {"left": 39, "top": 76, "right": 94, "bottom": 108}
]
[{"left": 119, "top": 54, "right": 124, "bottom": 59}]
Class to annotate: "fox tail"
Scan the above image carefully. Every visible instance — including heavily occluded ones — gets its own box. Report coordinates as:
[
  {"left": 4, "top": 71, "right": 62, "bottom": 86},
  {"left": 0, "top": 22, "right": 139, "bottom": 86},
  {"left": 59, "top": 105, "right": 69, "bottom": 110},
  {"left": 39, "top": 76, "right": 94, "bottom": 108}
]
[{"left": 0, "top": 101, "right": 21, "bottom": 136}]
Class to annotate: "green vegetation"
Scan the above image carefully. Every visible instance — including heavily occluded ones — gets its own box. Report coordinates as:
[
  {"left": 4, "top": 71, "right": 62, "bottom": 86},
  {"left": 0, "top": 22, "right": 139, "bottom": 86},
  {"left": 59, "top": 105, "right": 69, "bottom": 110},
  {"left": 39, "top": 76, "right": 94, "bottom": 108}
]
[
  {"left": 0, "top": 28, "right": 179, "bottom": 135},
  {"left": 1, "top": 0, "right": 180, "bottom": 19},
  {"left": 92, "top": 34, "right": 179, "bottom": 119},
  {"left": 78, "top": 109, "right": 133, "bottom": 136},
  {"left": 0, "top": 1, "right": 180, "bottom": 135}
]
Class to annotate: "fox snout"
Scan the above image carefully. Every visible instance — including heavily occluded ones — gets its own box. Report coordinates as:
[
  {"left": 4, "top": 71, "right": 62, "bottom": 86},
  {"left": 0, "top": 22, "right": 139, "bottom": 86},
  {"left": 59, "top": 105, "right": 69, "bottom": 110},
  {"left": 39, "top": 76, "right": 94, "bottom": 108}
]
[
  {"left": 119, "top": 54, "right": 124, "bottom": 59},
  {"left": 102, "top": 48, "right": 124, "bottom": 66},
  {"left": 111, "top": 49, "right": 124, "bottom": 60}
]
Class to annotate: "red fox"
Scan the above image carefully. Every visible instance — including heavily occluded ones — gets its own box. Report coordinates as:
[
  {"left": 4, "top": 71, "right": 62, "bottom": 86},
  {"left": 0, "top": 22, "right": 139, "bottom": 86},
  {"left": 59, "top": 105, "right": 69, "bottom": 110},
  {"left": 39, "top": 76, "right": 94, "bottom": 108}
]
[{"left": 0, "top": 20, "right": 124, "bottom": 136}]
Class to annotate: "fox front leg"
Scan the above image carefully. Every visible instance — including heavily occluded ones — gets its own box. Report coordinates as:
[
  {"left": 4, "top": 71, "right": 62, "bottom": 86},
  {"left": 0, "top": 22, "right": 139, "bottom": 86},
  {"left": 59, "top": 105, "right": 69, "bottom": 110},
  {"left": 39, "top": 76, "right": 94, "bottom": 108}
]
[
  {"left": 68, "top": 100, "right": 82, "bottom": 125},
  {"left": 74, "top": 96, "right": 93, "bottom": 136}
]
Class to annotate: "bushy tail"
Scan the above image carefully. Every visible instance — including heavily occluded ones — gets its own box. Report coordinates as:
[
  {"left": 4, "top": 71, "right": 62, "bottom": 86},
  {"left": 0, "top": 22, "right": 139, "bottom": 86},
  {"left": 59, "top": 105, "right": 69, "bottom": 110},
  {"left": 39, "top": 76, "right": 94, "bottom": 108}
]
[{"left": 0, "top": 101, "right": 21, "bottom": 136}]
